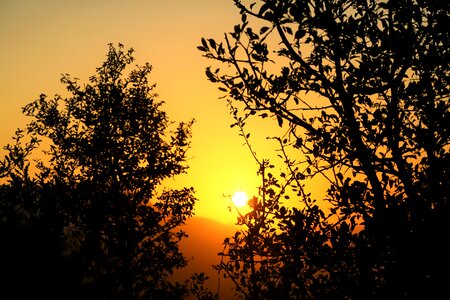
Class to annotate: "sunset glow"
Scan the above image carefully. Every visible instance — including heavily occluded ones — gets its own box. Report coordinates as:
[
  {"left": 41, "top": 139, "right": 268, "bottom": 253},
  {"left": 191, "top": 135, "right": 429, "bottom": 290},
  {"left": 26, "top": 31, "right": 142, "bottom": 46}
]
[
  {"left": 231, "top": 191, "right": 249, "bottom": 208},
  {"left": 0, "top": 2, "right": 320, "bottom": 298},
  {"left": 1, "top": 1, "right": 447, "bottom": 298}
]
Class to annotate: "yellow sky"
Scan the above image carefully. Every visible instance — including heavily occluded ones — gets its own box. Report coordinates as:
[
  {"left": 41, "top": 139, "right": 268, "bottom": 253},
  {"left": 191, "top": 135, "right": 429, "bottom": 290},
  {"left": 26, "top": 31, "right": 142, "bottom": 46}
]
[{"left": 0, "top": 0, "right": 287, "bottom": 224}]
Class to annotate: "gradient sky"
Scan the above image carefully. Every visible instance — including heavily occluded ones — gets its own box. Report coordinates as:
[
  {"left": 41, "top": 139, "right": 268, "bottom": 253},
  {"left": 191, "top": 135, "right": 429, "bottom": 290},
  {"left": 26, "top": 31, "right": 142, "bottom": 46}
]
[{"left": 0, "top": 0, "right": 287, "bottom": 225}]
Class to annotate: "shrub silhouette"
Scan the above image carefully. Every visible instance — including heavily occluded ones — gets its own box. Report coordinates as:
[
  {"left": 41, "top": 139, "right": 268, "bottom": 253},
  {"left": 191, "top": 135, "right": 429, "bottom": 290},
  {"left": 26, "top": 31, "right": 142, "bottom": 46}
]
[
  {"left": 0, "top": 43, "right": 197, "bottom": 299},
  {"left": 200, "top": 0, "right": 450, "bottom": 298}
]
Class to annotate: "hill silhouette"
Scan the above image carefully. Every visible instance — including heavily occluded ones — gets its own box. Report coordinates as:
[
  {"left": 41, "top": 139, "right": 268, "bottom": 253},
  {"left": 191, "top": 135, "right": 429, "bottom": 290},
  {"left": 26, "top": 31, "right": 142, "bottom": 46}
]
[{"left": 171, "top": 216, "right": 238, "bottom": 299}]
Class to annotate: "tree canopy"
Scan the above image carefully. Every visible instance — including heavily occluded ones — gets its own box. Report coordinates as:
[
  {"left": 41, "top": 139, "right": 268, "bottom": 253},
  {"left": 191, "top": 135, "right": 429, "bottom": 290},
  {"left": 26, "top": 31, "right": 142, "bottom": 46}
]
[
  {"left": 200, "top": 0, "right": 450, "bottom": 298},
  {"left": 0, "top": 44, "right": 198, "bottom": 299}
]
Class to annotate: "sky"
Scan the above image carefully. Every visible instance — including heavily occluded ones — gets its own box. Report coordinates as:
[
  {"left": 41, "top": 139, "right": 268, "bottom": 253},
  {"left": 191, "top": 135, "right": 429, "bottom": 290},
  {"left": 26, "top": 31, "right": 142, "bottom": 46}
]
[
  {"left": 0, "top": 1, "right": 335, "bottom": 297},
  {"left": 0, "top": 0, "right": 286, "bottom": 225}
]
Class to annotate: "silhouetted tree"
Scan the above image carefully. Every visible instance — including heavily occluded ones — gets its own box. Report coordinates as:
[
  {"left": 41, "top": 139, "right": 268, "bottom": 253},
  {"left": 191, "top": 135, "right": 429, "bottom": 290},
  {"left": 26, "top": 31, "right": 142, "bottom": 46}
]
[
  {"left": 200, "top": 0, "right": 449, "bottom": 298},
  {"left": 0, "top": 44, "right": 198, "bottom": 299}
]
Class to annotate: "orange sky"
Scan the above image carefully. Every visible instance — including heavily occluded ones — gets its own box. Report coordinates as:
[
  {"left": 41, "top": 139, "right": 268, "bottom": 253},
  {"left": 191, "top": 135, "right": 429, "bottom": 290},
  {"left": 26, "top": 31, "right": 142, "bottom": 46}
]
[
  {"left": 0, "top": 1, "right": 328, "bottom": 296},
  {"left": 0, "top": 0, "right": 285, "bottom": 225}
]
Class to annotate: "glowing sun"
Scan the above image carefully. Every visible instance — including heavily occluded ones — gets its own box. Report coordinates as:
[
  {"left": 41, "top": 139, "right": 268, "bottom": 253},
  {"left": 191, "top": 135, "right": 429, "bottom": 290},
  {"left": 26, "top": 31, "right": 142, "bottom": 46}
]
[{"left": 231, "top": 191, "right": 249, "bottom": 208}]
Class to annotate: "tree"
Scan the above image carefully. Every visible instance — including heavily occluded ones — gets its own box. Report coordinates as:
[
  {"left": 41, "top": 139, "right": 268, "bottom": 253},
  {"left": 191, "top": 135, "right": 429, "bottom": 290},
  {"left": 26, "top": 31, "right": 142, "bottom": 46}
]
[
  {"left": 200, "top": 0, "right": 449, "bottom": 298},
  {"left": 0, "top": 44, "right": 197, "bottom": 299}
]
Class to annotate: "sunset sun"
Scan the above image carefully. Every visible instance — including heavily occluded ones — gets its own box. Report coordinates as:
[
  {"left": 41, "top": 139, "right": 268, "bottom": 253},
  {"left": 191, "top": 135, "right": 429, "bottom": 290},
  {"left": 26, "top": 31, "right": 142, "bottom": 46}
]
[{"left": 231, "top": 191, "right": 249, "bottom": 208}]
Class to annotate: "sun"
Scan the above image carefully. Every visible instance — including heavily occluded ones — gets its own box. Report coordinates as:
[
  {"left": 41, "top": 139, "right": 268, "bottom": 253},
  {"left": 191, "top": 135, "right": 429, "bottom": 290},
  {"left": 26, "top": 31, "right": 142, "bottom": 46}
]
[{"left": 231, "top": 191, "right": 249, "bottom": 208}]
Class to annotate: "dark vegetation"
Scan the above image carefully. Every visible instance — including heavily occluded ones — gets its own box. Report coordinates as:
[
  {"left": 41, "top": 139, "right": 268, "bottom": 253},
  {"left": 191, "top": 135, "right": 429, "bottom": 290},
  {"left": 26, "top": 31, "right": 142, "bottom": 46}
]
[
  {"left": 1, "top": 0, "right": 449, "bottom": 299},
  {"left": 199, "top": 0, "right": 449, "bottom": 298},
  {"left": 0, "top": 44, "right": 206, "bottom": 299}
]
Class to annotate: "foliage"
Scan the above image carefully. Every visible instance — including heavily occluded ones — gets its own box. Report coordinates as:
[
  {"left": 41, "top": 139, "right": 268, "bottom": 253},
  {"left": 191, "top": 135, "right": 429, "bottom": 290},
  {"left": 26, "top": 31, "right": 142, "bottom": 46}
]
[
  {"left": 0, "top": 44, "right": 198, "bottom": 299},
  {"left": 188, "top": 272, "right": 218, "bottom": 300},
  {"left": 201, "top": 0, "right": 450, "bottom": 298}
]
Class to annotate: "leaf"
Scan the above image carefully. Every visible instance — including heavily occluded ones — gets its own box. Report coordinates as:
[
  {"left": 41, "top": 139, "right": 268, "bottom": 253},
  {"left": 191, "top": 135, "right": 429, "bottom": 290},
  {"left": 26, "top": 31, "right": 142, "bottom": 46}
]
[
  {"left": 260, "top": 26, "right": 270, "bottom": 35},
  {"left": 201, "top": 38, "right": 208, "bottom": 49},
  {"left": 259, "top": 3, "right": 269, "bottom": 16},
  {"left": 234, "top": 24, "right": 241, "bottom": 35},
  {"left": 241, "top": 13, "right": 247, "bottom": 23},
  {"left": 205, "top": 67, "right": 217, "bottom": 82},
  {"left": 251, "top": 53, "right": 262, "bottom": 61},
  {"left": 295, "top": 29, "right": 307, "bottom": 40},
  {"left": 208, "top": 39, "right": 217, "bottom": 49},
  {"left": 284, "top": 26, "right": 293, "bottom": 35},
  {"left": 277, "top": 115, "right": 283, "bottom": 127}
]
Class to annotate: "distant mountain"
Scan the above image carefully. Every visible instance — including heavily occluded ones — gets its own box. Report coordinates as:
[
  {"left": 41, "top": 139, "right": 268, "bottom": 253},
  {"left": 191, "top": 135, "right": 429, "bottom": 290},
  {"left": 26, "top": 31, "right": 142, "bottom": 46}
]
[{"left": 171, "top": 216, "right": 239, "bottom": 299}]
